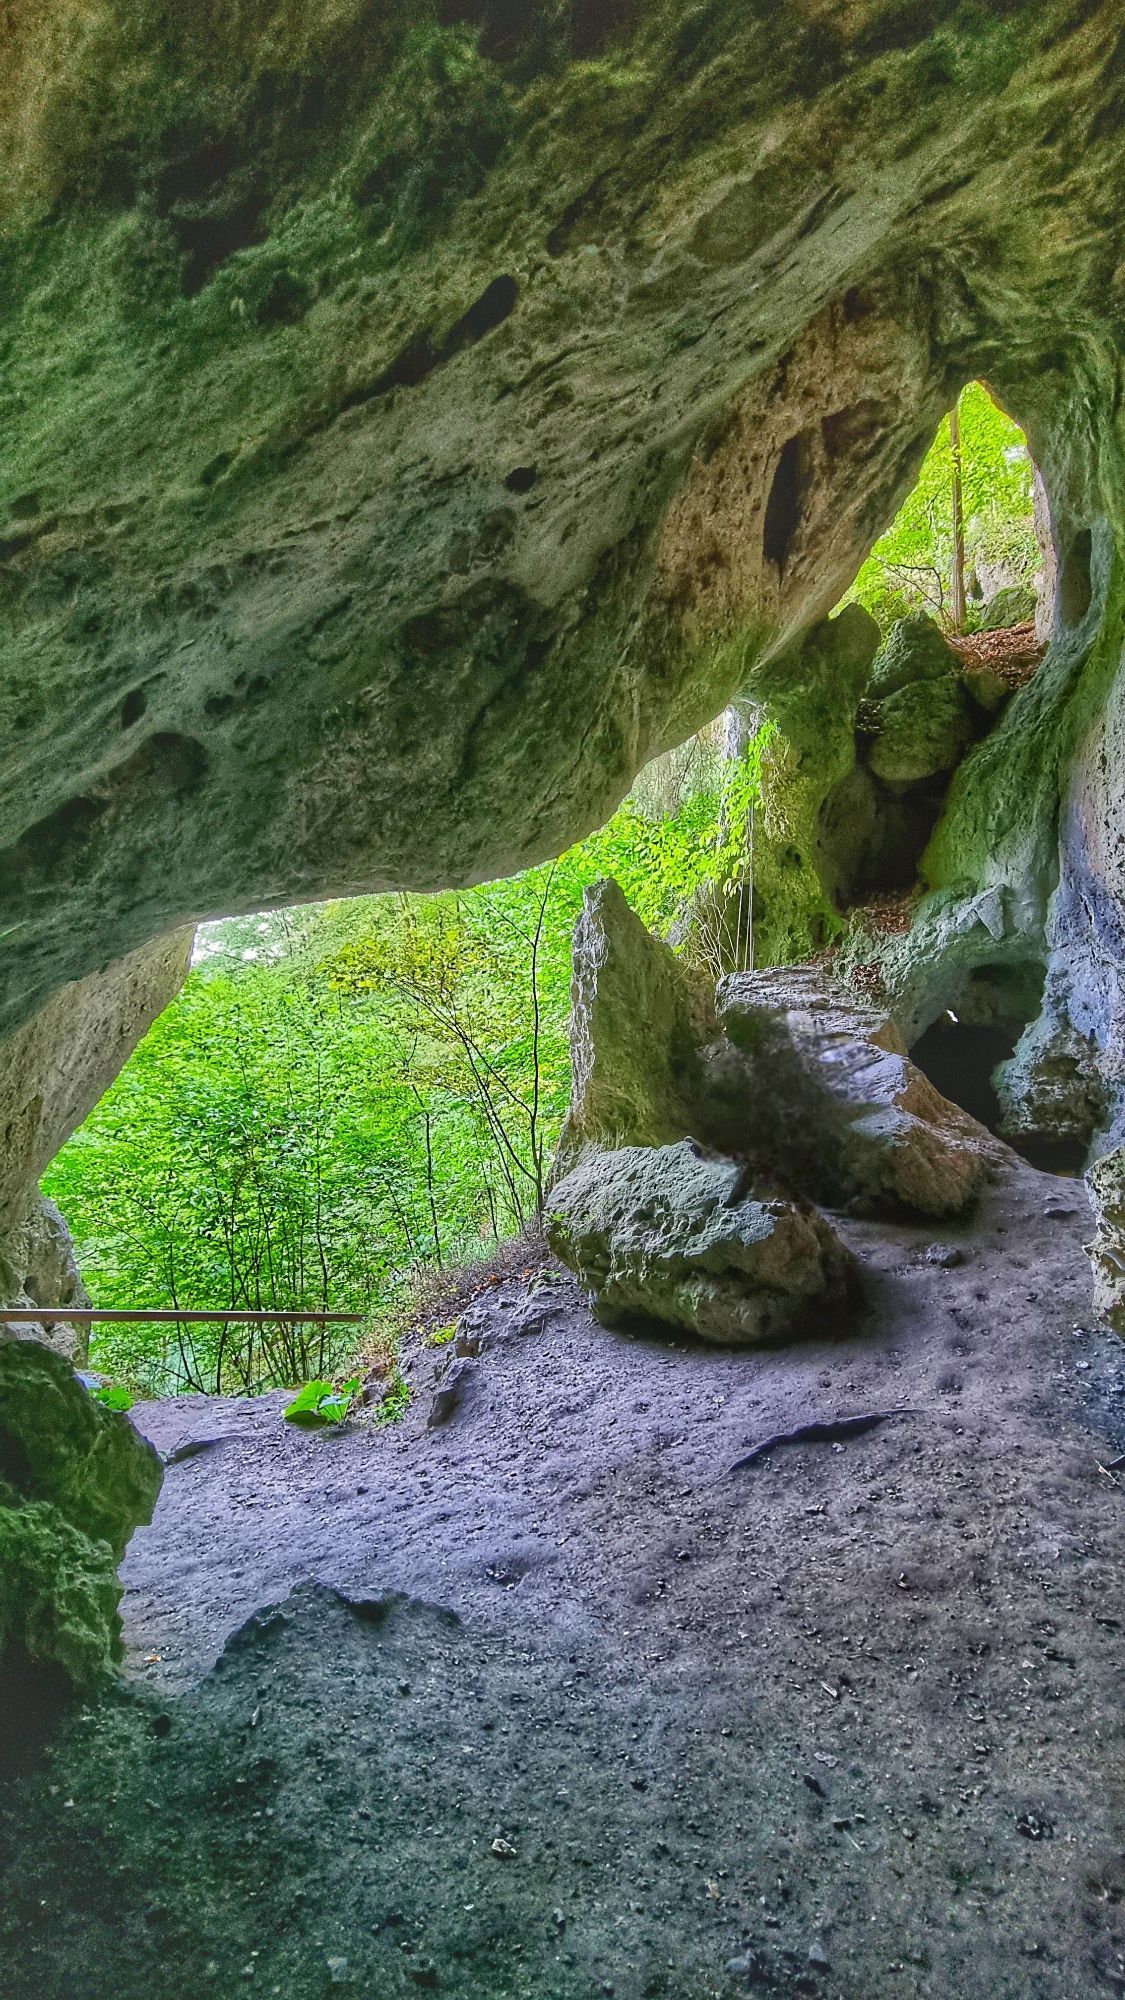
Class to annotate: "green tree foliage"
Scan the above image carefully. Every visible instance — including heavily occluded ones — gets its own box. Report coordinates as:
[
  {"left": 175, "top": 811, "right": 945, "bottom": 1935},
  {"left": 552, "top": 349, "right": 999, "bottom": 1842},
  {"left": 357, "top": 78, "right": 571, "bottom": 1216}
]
[
  {"left": 43, "top": 739, "right": 758, "bottom": 1397},
  {"left": 848, "top": 382, "right": 1039, "bottom": 631}
]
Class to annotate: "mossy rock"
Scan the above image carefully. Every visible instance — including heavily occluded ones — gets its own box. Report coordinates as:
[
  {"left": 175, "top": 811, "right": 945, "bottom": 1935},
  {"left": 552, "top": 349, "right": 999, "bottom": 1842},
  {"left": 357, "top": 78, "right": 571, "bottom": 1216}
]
[
  {"left": 547, "top": 1139, "right": 855, "bottom": 1346},
  {"left": 0, "top": 1340, "right": 162, "bottom": 1691},
  {"left": 0, "top": 1499, "right": 127, "bottom": 1689},
  {"left": 2, "top": 2, "right": 1119, "bottom": 1048},
  {"left": 866, "top": 615, "right": 958, "bottom": 699},
  {"left": 979, "top": 584, "right": 1037, "bottom": 631},
  {"left": 868, "top": 674, "right": 972, "bottom": 785},
  {"left": 0, "top": 1339, "right": 162, "bottom": 1556},
  {"left": 552, "top": 876, "right": 707, "bottom": 1177},
  {"left": 686, "top": 605, "right": 882, "bottom": 973}
]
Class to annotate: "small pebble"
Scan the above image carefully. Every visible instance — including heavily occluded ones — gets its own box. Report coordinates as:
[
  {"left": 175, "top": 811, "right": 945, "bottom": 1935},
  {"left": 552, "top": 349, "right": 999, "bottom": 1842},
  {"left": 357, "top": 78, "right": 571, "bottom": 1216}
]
[
  {"left": 326, "top": 1960, "right": 351, "bottom": 1987},
  {"left": 807, "top": 1941, "right": 830, "bottom": 1972},
  {"left": 926, "top": 1244, "right": 965, "bottom": 1268}
]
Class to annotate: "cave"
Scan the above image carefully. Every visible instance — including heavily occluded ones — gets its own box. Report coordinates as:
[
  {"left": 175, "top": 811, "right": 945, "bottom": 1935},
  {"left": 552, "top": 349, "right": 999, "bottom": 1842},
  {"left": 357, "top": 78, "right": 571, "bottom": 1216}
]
[
  {"left": 2, "top": 5, "right": 1125, "bottom": 1997},
  {"left": 910, "top": 1015, "right": 1089, "bottom": 1177}
]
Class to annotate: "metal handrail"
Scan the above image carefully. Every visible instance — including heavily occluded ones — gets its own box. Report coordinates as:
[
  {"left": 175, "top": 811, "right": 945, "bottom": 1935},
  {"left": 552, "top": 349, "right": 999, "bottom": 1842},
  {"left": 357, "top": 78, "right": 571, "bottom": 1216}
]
[{"left": 0, "top": 1308, "right": 365, "bottom": 1326}]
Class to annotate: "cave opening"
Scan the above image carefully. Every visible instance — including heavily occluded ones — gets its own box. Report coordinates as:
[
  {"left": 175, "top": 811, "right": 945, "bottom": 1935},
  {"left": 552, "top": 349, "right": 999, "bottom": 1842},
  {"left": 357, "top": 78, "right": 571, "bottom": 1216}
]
[
  {"left": 840, "top": 378, "right": 1045, "bottom": 644},
  {"left": 23, "top": 389, "right": 1061, "bottom": 1390},
  {"left": 910, "top": 1017, "right": 1081, "bottom": 1176}
]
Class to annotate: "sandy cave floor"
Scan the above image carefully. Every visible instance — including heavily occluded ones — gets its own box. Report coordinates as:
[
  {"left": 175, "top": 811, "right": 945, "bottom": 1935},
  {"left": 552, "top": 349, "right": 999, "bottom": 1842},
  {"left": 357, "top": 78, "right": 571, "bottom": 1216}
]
[{"left": 1, "top": 1160, "right": 1124, "bottom": 2000}]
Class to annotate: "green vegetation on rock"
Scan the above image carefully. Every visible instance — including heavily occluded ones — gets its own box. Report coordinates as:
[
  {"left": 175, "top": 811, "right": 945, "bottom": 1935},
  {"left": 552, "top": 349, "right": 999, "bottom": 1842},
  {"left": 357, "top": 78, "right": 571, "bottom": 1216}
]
[{"left": 0, "top": 1340, "right": 162, "bottom": 1691}]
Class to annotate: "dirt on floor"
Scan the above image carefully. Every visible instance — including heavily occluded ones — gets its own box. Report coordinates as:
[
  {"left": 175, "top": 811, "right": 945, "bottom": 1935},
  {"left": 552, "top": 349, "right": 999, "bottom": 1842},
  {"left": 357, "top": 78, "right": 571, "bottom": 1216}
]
[{"left": 1, "top": 1159, "right": 1123, "bottom": 2000}]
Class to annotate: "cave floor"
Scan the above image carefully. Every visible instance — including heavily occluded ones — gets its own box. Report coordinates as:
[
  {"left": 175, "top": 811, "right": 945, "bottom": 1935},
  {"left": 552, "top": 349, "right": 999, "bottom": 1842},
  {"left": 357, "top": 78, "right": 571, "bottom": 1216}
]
[{"left": 1, "top": 1162, "right": 1124, "bottom": 2000}]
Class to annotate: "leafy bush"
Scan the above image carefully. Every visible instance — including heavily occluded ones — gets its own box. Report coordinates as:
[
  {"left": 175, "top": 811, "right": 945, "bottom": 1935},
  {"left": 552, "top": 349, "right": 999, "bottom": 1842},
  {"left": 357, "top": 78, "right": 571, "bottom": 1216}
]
[
  {"left": 376, "top": 1375, "right": 411, "bottom": 1425},
  {"left": 91, "top": 1384, "right": 134, "bottom": 1413},
  {"left": 284, "top": 1378, "right": 360, "bottom": 1429},
  {"left": 424, "top": 1322, "right": 459, "bottom": 1349}
]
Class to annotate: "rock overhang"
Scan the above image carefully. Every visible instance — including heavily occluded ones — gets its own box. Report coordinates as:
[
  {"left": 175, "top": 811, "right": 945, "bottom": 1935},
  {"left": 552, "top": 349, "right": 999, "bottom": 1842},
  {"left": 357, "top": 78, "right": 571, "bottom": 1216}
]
[{"left": 0, "top": 2, "right": 1122, "bottom": 1039}]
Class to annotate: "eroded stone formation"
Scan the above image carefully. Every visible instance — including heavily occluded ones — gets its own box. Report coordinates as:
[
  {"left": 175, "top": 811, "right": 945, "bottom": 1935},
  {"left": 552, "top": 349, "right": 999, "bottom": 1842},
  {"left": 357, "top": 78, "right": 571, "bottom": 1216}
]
[
  {"left": 0, "top": 939, "right": 183, "bottom": 1697},
  {"left": 2, "top": 0, "right": 1125, "bottom": 1681},
  {"left": 1, "top": 3, "right": 1123, "bottom": 1038},
  {"left": 546, "top": 878, "right": 996, "bottom": 1340},
  {"left": 0, "top": 1341, "right": 162, "bottom": 1697},
  {"left": 680, "top": 603, "right": 1039, "bottom": 976},
  {"left": 0, "top": 932, "right": 194, "bottom": 1346}
]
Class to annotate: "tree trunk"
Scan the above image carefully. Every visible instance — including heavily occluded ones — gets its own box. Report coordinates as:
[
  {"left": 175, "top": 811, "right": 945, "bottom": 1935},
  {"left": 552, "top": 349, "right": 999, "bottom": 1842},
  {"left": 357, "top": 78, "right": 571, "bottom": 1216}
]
[{"left": 949, "top": 399, "right": 967, "bottom": 633}]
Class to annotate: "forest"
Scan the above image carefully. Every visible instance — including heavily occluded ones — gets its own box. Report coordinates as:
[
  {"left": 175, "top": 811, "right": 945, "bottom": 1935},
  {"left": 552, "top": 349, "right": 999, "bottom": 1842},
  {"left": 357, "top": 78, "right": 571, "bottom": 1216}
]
[{"left": 45, "top": 383, "right": 1039, "bottom": 1397}]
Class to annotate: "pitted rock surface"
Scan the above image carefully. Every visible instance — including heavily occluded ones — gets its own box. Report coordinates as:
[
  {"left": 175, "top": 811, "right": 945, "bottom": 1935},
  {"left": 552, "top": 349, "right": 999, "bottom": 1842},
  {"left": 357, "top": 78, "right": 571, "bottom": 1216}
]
[
  {"left": 1, "top": 3, "right": 1124, "bottom": 1068},
  {"left": 717, "top": 964, "right": 998, "bottom": 1217},
  {"left": 547, "top": 1139, "right": 855, "bottom": 1345}
]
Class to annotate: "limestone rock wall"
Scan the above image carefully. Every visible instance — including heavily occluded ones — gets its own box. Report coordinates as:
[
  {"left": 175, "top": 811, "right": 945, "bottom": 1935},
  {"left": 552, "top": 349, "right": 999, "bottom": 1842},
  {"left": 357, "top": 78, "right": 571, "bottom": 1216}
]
[
  {"left": 1, "top": 2, "right": 1123, "bottom": 1054},
  {"left": 0, "top": 931, "right": 193, "bottom": 1351},
  {"left": 836, "top": 387, "right": 1125, "bottom": 1144}
]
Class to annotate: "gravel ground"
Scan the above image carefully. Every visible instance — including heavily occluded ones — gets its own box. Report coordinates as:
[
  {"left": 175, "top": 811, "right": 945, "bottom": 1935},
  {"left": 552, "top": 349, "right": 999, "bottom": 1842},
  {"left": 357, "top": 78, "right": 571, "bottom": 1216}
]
[{"left": 1, "top": 1158, "right": 1123, "bottom": 1999}]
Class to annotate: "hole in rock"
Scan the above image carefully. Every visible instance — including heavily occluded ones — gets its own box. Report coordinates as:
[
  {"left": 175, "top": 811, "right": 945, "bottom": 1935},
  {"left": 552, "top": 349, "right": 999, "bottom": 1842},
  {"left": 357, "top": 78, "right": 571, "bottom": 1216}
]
[
  {"left": 911, "top": 1017, "right": 1013, "bottom": 1132},
  {"left": 178, "top": 206, "right": 268, "bottom": 296},
  {"left": 453, "top": 273, "right": 519, "bottom": 345},
  {"left": 347, "top": 275, "right": 519, "bottom": 410},
  {"left": 1059, "top": 525, "right": 1093, "bottom": 627},
  {"left": 438, "top": 0, "right": 562, "bottom": 58},
  {"left": 762, "top": 431, "right": 811, "bottom": 571},
  {"left": 120, "top": 686, "right": 147, "bottom": 728},
  {"left": 910, "top": 1016, "right": 1086, "bottom": 1177}
]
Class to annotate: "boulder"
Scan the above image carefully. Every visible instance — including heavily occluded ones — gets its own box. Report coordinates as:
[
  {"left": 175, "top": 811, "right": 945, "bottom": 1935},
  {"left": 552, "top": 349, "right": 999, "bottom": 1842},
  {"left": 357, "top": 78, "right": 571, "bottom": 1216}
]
[
  {"left": 683, "top": 604, "right": 882, "bottom": 971},
  {"left": 0, "top": 1340, "right": 163, "bottom": 1690},
  {"left": 979, "top": 584, "right": 1037, "bottom": 631},
  {"left": 1085, "top": 1149, "right": 1125, "bottom": 1336},
  {"left": 0, "top": 1195, "right": 89, "bottom": 1362},
  {"left": 860, "top": 617, "right": 973, "bottom": 787},
  {"left": 717, "top": 966, "right": 996, "bottom": 1217},
  {"left": 546, "top": 1141, "right": 855, "bottom": 1347},
  {"left": 959, "top": 664, "right": 1011, "bottom": 716},
  {"left": 550, "top": 893, "right": 994, "bottom": 1337},
  {"left": 994, "top": 1015, "right": 1103, "bottom": 1150},
  {"left": 867, "top": 674, "right": 973, "bottom": 786},
  {"left": 552, "top": 877, "right": 708, "bottom": 1178},
  {"left": 866, "top": 616, "right": 958, "bottom": 700},
  {"left": 427, "top": 1357, "right": 481, "bottom": 1429}
]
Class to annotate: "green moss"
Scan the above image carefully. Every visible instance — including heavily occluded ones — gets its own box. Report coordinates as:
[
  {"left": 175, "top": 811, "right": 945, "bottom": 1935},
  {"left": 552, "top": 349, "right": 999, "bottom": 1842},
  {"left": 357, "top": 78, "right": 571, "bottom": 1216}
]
[
  {"left": 0, "top": 1339, "right": 162, "bottom": 1557},
  {"left": 0, "top": 0, "right": 1119, "bottom": 1047},
  {"left": 703, "top": 606, "right": 881, "bottom": 971},
  {"left": 867, "top": 615, "right": 956, "bottom": 698},
  {"left": 0, "top": 1500, "right": 125, "bottom": 1689},
  {"left": 868, "top": 675, "right": 971, "bottom": 785},
  {"left": 0, "top": 1341, "right": 162, "bottom": 1691}
]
